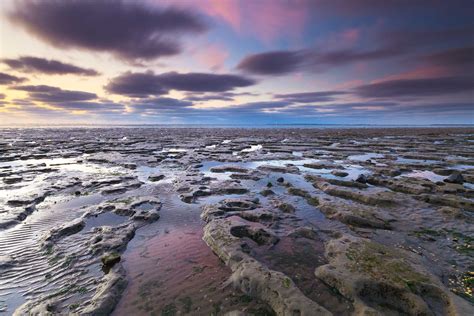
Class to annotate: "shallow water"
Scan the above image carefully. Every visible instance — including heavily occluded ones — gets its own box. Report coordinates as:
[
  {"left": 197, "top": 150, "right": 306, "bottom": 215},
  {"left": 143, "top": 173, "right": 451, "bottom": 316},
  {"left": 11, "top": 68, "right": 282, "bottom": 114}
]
[{"left": 401, "top": 170, "right": 447, "bottom": 182}]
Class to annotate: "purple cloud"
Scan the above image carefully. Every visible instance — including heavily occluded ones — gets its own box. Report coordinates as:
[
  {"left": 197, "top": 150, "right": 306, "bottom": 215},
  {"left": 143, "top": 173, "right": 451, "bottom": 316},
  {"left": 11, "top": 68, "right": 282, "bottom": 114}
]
[
  {"left": 237, "top": 51, "right": 306, "bottom": 75},
  {"left": 104, "top": 72, "right": 168, "bottom": 98},
  {"left": 106, "top": 71, "right": 256, "bottom": 97},
  {"left": 0, "top": 72, "right": 26, "bottom": 85},
  {"left": 131, "top": 97, "right": 193, "bottom": 111},
  {"left": 423, "top": 46, "right": 474, "bottom": 69},
  {"left": 12, "top": 85, "right": 97, "bottom": 102},
  {"left": 354, "top": 76, "right": 474, "bottom": 98},
  {"left": 9, "top": 0, "right": 207, "bottom": 61},
  {"left": 2, "top": 56, "right": 99, "bottom": 76},
  {"left": 237, "top": 47, "right": 403, "bottom": 75},
  {"left": 274, "top": 91, "right": 348, "bottom": 103}
]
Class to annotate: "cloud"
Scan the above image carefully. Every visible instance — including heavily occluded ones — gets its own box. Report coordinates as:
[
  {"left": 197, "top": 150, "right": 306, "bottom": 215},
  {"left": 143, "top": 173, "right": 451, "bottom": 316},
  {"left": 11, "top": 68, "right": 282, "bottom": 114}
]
[
  {"left": 12, "top": 85, "right": 97, "bottom": 102},
  {"left": 354, "top": 76, "right": 474, "bottom": 98},
  {"left": 378, "top": 27, "right": 474, "bottom": 52},
  {"left": 106, "top": 71, "right": 256, "bottom": 97},
  {"left": 237, "top": 46, "right": 402, "bottom": 75},
  {"left": 104, "top": 72, "right": 168, "bottom": 97},
  {"left": 195, "top": 44, "right": 229, "bottom": 70},
  {"left": 184, "top": 91, "right": 257, "bottom": 102},
  {"left": 308, "top": 0, "right": 474, "bottom": 18},
  {"left": 131, "top": 97, "right": 193, "bottom": 112},
  {"left": 9, "top": 0, "right": 207, "bottom": 61},
  {"left": 2, "top": 56, "right": 99, "bottom": 76},
  {"left": 170, "top": 0, "right": 308, "bottom": 42},
  {"left": 0, "top": 72, "right": 26, "bottom": 85},
  {"left": 231, "top": 101, "right": 292, "bottom": 110},
  {"left": 53, "top": 101, "right": 124, "bottom": 112},
  {"left": 274, "top": 91, "right": 348, "bottom": 103},
  {"left": 157, "top": 72, "right": 255, "bottom": 92},
  {"left": 237, "top": 51, "right": 306, "bottom": 75},
  {"left": 423, "top": 46, "right": 474, "bottom": 70}
]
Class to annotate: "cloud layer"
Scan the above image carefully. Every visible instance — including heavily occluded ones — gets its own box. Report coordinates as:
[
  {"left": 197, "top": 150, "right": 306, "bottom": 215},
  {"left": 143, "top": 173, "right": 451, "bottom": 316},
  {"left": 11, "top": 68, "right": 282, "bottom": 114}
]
[
  {"left": 0, "top": 72, "right": 26, "bottom": 85},
  {"left": 12, "top": 85, "right": 97, "bottom": 102},
  {"left": 106, "top": 72, "right": 256, "bottom": 97},
  {"left": 2, "top": 56, "right": 99, "bottom": 76},
  {"left": 9, "top": 0, "right": 207, "bottom": 61}
]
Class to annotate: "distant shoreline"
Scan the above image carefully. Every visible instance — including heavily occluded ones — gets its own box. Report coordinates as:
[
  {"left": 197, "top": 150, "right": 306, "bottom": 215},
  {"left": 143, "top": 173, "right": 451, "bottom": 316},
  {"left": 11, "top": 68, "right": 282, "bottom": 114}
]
[{"left": 1, "top": 124, "right": 473, "bottom": 129}]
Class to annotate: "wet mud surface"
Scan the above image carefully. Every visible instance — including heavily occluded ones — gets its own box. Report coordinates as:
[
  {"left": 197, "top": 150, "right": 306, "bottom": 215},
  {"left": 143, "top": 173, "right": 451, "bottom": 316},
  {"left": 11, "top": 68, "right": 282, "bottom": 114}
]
[{"left": 0, "top": 127, "right": 473, "bottom": 315}]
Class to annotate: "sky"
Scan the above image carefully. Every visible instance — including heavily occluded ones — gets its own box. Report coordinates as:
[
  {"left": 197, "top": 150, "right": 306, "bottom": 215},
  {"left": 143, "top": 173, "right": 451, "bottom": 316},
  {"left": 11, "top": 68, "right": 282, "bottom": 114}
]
[{"left": 0, "top": 0, "right": 473, "bottom": 126}]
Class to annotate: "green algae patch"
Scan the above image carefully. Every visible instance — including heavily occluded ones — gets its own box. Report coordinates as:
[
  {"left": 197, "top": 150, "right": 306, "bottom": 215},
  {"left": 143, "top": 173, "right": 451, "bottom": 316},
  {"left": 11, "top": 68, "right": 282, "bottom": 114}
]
[
  {"left": 101, "top": 252, "right": 121, "bottom": 268},
  {"left": 345, "top": 241, "right": 429, "bottom": 290},
  {"left": 287, "top": 187, "right": 311, "bottom": 198}
]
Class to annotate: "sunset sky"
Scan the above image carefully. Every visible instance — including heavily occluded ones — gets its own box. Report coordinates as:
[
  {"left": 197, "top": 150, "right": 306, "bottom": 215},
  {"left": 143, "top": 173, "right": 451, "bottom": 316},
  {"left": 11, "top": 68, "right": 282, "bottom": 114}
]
[{"left": 0, "top": 0, "right": 472, "bottom": 125}]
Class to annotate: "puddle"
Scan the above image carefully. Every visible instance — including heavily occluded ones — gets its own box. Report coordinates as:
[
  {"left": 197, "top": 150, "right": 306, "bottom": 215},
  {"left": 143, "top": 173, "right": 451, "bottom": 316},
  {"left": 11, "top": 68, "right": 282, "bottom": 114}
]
[
  {"left": 348, "top": 153, "right": 384, "bottom": 161},
  {"left": 200, "top": 159, "right": 369, "bottom": 182},
  {"left": 396, "top": 157, "right": 439, "bottom": 164},
  {"left": 451, "top": 164, "right": 474, "bottom": 171},
  {"left": 400, "top": 170, "right": 446, "bottom": 182},
  {"left": 242, "top": 144, "right": 262, "bottom": 152},
  {"left": 83, "top": 212, "right": 127, "bottom": 231}
]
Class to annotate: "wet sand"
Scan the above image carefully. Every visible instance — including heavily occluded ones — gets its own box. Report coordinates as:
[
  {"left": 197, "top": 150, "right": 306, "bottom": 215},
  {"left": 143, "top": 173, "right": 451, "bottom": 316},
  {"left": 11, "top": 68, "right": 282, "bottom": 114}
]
[{"left": 0, "top": 127, "right": 473, "bottom": 315}]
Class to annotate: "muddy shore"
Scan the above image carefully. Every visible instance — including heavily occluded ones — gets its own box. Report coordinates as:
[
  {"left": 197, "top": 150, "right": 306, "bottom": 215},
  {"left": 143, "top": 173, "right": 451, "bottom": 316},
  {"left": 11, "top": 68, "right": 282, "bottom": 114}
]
[{"left": 0, "top": 127, "right": 473, "bottom": 315}]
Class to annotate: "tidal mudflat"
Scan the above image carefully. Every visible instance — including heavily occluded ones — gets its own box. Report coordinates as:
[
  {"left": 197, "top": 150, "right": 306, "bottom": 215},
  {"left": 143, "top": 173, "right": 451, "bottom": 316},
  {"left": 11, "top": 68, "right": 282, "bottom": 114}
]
[{"left": 0, "top": 127, "right": 473, "bottom": 315}]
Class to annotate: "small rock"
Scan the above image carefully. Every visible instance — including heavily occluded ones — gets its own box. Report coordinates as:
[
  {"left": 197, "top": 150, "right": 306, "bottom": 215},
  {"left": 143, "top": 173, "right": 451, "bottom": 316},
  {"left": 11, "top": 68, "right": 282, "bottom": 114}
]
[
  {"left": 278, "top": 202, "right": 295, "bottom": 213},
  {"left": 3, "top": 176, "right": 22, "bottom": 184},
  {"left": 101, "top": 252, "right": 121, "bottom": 268},
  {"left": 277, "top": 177, "right": 285, "bottom": 183},
  {"left": 356, "top": 174, "right": 368, "bottom": 184},
  {"left": 331, "top": 170, "right": 349, "bottom": 177},
  {"left": 444, "top": 171, "right": 464, "bottom": 184},
  {"left": 260, "top": 189, "right": 274, "bottom": 197},
  {"left": 148, "top": 174, "right": 165, "bottom": 182}
]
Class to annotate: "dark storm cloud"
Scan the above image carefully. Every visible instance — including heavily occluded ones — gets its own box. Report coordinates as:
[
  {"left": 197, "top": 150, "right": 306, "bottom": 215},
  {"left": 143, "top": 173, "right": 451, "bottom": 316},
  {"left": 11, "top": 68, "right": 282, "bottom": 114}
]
[
  {"left": 2, "top": 56, "right": 99, "bottom": 76},
  {"left": 12, "top": 85, "right": 97, "bottom": 102},
  {"left": 9, "top": 0, "right": 207, "bottom": 61},
  {"left": 0, "top": 72, "right": 26, "bottom": 85},
  {"left": 354, "top": 76, "right": 474, "bottom": 98},
  {"left": 274, "top": 91, "right": 348, "bottom": 103},
  {"left": 237, "top": 51, "right": 306, "bottom": 75},
  {"left": 237, "top": 47, "right": 403, "bottom": 75},
  {"left": 106, "top": 72, "right": 256, "bottom": 97},
  {"left": 423, "top": 47, "right": 474, "bottom": 69}
]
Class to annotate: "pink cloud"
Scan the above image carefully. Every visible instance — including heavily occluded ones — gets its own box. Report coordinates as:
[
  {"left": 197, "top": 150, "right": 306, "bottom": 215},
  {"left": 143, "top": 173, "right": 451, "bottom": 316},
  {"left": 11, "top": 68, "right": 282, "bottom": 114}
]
[
  {"left": 371, "top": 65, "right": 450, "bottom": 84},
  {"left": 202, "top": 0, "right": 242, "bottom": 31},
  {"left": 196, "top": 44, "right": 229, "bottom": 71},
  {"left": 318, "top": 27, "right": 362, "bottom": 50},
  {"left": 341, "top": 28, "right": 360, "bottom": 45},
  {"left": 334, "top": 79, "right": 365, "bottom": 90},
  {"left": 161, "top": 0, "right": 310, "bottom": 42},
  {"left": 244, "top": 1, "right": 309, "bottom": 42}
]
